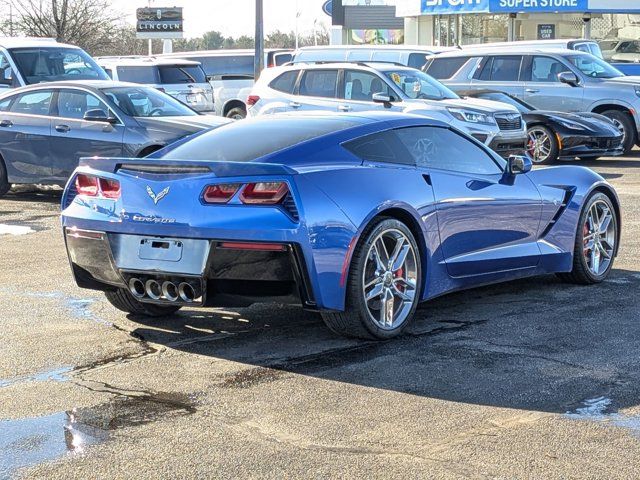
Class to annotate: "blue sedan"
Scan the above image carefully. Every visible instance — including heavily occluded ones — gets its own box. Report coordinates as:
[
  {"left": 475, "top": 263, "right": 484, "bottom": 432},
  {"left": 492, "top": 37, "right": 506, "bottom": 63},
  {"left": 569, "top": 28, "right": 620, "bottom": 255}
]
[{"left": 61, "top": 112, "right": 621, "bottom": 339}]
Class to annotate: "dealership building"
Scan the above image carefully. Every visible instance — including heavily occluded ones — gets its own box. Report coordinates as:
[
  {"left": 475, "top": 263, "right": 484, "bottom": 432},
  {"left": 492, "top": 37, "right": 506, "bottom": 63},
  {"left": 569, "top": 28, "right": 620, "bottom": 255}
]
[{"left": 394, "top": 0, "right": 640, "bottom": 46}]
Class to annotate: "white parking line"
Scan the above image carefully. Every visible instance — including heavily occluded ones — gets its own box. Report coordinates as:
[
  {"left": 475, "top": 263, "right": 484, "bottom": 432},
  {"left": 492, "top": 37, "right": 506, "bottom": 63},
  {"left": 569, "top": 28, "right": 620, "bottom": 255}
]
[{"left": 0, "top": 224, "right": 34, "bottom": 236}]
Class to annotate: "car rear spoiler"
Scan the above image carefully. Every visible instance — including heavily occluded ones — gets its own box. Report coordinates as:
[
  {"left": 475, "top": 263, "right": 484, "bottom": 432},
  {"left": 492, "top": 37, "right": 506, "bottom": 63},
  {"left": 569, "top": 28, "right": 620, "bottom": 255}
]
[{"left": 78, "top": 157, "right": 298, "bottom": 178}]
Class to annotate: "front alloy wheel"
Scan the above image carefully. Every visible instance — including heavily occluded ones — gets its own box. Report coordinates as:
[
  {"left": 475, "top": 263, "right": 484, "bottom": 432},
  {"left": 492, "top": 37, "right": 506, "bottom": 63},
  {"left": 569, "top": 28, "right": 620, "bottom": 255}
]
[
  {"left": 321, "top": 218, "right": 422, "bottom": 339},
  {"left": 527, "top": 126, "right": 559, "bottom": 164}
]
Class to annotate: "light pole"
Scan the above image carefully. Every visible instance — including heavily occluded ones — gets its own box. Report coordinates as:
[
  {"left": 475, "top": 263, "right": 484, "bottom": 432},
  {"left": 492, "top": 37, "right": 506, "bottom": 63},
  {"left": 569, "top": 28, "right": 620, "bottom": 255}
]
[
  {"left": 295, "top": 0, "right": 300, "bottom": 49},
  {"left": 254, "top": 0, "right": 264, "bottom": 80}
]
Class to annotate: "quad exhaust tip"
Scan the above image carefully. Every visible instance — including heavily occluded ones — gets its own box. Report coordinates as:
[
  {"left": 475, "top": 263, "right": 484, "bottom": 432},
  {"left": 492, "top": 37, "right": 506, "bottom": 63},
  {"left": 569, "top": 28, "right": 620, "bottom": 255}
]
[{"left": 128, "top": 277, "right": 197, "bottom": 303}]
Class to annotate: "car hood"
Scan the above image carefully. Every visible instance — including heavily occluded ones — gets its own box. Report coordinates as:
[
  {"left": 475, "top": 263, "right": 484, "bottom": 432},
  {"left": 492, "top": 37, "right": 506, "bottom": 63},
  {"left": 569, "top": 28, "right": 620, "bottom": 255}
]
[
  {"left": 603, "top": 75, "right": 640, "bottom": 85},
  {"left": 135, "top": 115, "right": 231, "bottom": 134},
  {"left": 403, "top": 97, "right": 519, "bottom": 114},
  {"left": 527, "top": 110, "right": 620, "bottom": 134},
  {"left": 611, "top": 53, "right": 640, "bottom": 62}
]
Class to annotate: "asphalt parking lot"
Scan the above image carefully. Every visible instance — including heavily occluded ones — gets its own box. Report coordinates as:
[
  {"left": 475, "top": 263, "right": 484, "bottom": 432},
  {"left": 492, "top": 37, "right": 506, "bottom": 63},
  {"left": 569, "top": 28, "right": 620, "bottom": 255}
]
[{"left": 1, "top": 154, "right": 640, "bottom": 479}]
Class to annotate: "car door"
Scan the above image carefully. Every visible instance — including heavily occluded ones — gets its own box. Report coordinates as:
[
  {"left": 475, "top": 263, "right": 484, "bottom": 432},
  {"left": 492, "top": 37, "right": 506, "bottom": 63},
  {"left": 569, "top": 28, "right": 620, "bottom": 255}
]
[
  {"left": 338, "top": 69, "right": 402, "bottom": 113},
  {"left": 293, "top": 69, "right": 340, "bottom": 112},
  {"left": 394, "top": 126, "right": 542, "bottom": 278},
  {"left": 0, "top": 89, "right": 53, "bottom": 183},
  {"left": 471, "top": 55, "right": 525, "bottom": 99},
  {"left": 49, "top": 88, "right": 124, "bottom": 181},
  {"left": 523, "top": 55, "right": 584, "bottom": 112}
]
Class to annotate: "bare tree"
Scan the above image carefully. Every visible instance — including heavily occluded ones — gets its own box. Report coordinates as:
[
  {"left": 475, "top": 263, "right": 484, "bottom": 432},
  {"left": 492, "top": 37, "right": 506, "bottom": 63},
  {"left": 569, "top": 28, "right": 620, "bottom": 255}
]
[{"left": 6, "top": 0, "right": 124, "bottom": 54}]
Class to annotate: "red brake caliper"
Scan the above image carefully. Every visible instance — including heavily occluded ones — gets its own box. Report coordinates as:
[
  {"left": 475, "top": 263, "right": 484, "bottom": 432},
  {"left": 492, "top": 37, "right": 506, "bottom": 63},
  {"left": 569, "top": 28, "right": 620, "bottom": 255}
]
[{"left": 394, "top": 267, "right": 404, "bottom": 292}]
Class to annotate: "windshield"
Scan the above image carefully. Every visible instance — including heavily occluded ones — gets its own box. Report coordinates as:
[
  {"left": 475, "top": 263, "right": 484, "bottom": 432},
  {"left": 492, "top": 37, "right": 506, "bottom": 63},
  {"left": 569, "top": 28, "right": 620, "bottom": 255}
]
[
  {"left": 566, "top": 54, "right": 623, "bottom": 79},
  {"left": 472, "top": 92, "right": 532, "bottom": 113},
  {"left": 9, "top": 47, "right": 108, "bottom": 84},
  {"left": 101, "top": 86, "right": 197, "bottom": 117},
  {"left": 384, "top": 70, "right": 459, "bottom": 100}
]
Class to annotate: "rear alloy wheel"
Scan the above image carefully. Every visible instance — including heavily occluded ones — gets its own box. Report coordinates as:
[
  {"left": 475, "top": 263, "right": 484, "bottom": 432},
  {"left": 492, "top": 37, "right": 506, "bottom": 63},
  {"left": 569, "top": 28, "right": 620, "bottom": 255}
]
[
  {"left": 321, "top": 218, "right": 422, "bottom": 339},
  {"left": 105, "top": 288, "right": 182, "bottom": 317},
  {"left": 602, "top": 110, "right": 636, "bottom": 155},
  {"left": 527, "top": 125, "right": 559, "bottom": 164},
  {"left": 557, "top": 192, "right": 618, "bottom": 285},
  {"left": 0, "top": 160, "right": 10, "bottom": 197},
  {"left": 226, "top": 107, "right": 246, "bottom": 120}
]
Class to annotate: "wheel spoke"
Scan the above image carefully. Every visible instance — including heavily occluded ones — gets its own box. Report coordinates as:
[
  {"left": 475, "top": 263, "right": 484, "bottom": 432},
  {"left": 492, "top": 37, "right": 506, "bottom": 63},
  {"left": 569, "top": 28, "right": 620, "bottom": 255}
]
[
  {"left": 365, "top": 283, "right": 384, "bottom": 302},
  {"left": 591, "top": 248, "right": 600, "bottom": 274},
  {"left": 390, "top": 242, "right": 410, "bottom": 272},
  {"left": 394, "top": 277, "right": 416, "bottom": 291},
  {"left": 599, "top": 211, "right": 612, "bottom": 234},
  {"left": 598, "top": 243, "right": 612, "bottom": 260},
  {"left": 381, "top": 288, "right": 394, "bottom": 327},
  {"left": 392, "top": 285, "right": 412, "bottom": 302},
  {"left": 364, "top": 276, "right": 382, "bottom": 290},
  {"left": 373, "top": 239, "right": 390, "bottom": 272}
]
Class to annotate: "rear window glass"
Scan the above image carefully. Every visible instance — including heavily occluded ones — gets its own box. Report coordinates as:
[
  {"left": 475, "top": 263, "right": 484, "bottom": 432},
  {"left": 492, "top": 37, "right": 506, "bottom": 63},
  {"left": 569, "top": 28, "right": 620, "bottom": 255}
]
[
  {"left": 191, "top": 55, "right": 254, "bottom": 77},
  {"left": 408, "top": 52, "right": 429, "bottom": 70},
  {"left": 478, "top": 56, "right": 522, "bottom": 81},
  {"left": 116, "top": 66, "right": 159, "bottom": 84},
  {"left": 158, "top": 65, "right": 206, "bottom": 84},
  {"left": 269, "top": 70, "right": 299, "bottom": 94},
  {"left": 273, "top": 53, "right": 293, "bottom": 66},
  {"left": 343, "top": 130, "right": 413, "bottom": 165},
  {"left": 161, "top": 117, "right": 365, "bottom": 162},
  {"left": 425, "top": 57, "right": 469, "bottom": 79},
  {"left": 9, "top": 47, "right": 108, "bottom": 84},
  {"left": 298, "top": 70, "right": 338, "bottom": 98}
]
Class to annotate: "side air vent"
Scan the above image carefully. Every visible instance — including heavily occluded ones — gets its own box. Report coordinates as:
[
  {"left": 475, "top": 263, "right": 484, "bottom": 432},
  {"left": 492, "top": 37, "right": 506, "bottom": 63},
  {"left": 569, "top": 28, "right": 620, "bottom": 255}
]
[
  {"left": 281, "top": 193, "right": 300, "bottom": 222},
  {"left": 540, "top": 187, "right": 576, "bottom": 238}
]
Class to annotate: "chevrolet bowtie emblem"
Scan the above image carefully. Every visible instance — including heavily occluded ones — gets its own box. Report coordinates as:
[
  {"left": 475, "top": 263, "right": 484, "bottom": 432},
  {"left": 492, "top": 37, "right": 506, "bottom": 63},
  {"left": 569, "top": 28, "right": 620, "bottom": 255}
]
[{"left": 146, "top": 185, "right": 170, "bottom": 205}]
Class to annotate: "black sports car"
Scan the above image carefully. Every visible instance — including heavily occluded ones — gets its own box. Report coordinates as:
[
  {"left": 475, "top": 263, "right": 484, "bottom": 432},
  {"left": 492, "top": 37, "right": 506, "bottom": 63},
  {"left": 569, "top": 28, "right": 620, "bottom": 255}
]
[{"left": 458, "top": 90, "right": 624, "bottom": 164}]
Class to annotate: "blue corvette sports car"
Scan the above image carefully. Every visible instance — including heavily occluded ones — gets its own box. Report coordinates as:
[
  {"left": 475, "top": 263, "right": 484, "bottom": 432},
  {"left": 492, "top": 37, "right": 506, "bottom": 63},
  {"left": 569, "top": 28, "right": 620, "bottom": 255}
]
[{"left": 61, "top": 112, "right": 621, "bottom": 339}]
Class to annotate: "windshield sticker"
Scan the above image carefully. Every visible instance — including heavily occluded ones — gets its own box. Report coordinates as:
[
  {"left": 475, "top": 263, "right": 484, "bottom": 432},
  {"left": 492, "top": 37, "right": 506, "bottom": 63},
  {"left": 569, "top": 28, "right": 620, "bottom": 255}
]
[{"left": 390, "top": 73, "right": 401, "bottom": 85}]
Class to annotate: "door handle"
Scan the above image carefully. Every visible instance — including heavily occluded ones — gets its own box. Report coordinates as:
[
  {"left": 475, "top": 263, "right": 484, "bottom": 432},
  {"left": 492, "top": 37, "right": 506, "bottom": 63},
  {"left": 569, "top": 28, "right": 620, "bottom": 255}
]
[
  {"left": 338, "top": 105, "right": 351, "bottom": 112},
  {"left": 289, "top": 102, "right": 301, "bottom": 109},
  {"left": 525, "top": 88, "right": 540, "bottom": 93},
  {"left": 55, "top": 124, "right": 70, "bottom": 133},
  {"left": 0, "top": 119, "right": 12, "bottom": 127}
]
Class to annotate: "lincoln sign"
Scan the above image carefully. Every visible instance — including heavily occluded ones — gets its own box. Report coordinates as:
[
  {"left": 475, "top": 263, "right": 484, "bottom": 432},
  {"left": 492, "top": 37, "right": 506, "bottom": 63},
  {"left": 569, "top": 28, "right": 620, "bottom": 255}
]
[{"left": 136, "top": 7, "right": 184, "bottom": 39}]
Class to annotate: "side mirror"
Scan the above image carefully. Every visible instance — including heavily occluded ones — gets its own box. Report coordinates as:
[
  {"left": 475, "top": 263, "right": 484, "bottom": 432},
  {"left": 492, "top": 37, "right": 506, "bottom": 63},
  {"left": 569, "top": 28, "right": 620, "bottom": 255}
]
[
  {"left": 558, "top": 71, "right": 579, "bottom": 86},
  {"left": 83, "top": 109, "right": 116, "bottom": 123},
  {"left": 372, "top": 92, "right": 394, "bottom": 108},
  {"left": 507, "top": 154, "right": 532, "bottom": 175}
]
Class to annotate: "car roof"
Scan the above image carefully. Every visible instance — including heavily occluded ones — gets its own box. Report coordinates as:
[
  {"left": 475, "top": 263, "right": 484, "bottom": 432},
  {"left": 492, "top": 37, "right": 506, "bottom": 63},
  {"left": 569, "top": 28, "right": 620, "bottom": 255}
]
[
  {"left": 0, "top": 80, "right": 153, "bottom": 96},
  {"left": 294, "top": 45, "right": 455, "bottom": 53},
  {"left": 96, "top": 56, "right": 201, "bottom": 67},
  {"left": 430, "top": 47, "right": 584, "bottom": 58},
  {"left": 0, "top": 37, "right": 82, "bottom": 49},
  {"left": 159, "top": 48, "right": 292, "bottom": 57},
  {"left": 463, "top": 39, "right": 595, "bottom": 49},
  {"left": 277, "top": 61, "right": 414, "bottom": 72}
]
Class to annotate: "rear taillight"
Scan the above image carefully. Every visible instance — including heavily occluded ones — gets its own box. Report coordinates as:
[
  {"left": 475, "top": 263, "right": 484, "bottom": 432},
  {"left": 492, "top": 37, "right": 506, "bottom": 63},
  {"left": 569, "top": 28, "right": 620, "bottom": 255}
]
[
  {"left": 202, "top": 183, "right": 240, "bottom": 204},
  {"left": 75, "top": 174, "right": 99, "bottom": 197},
  {"left": 247, "top": 95, "right": 260, "bottom": 106},
  {"left": 99, "top": 178, "right": 121, "bottom": 199},
  {"left": 74, "top": 174, "right": 120, "bottom": 199},
  {"left": 240, "top": 182, "right": 288, "bottom": 205}
]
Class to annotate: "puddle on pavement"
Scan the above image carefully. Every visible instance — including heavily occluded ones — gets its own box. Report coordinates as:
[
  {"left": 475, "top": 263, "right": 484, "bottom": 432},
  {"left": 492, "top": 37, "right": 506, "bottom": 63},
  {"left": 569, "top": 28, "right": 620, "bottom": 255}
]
[
  {"left": 19, "top": 291, "right": 111, "bottom": 326},
  {"left": 0, "top": 224, "right": 35, "bottom": 236},
  {"left": 0, "top": 392, "right": 196, "bottom": 477},
  {"left": 565, "top": 397, "right": 640, "bottom": 437},
  {"left": 0, "top": 366, "right": 73, "bottom": 389}
]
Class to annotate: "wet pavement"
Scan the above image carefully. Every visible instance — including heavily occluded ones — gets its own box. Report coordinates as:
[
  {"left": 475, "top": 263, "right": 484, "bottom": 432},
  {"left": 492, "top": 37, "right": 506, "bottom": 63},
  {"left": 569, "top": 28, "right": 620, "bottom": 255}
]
[{"left": 1, "top": 155, "right": 640, "bottom": 478}]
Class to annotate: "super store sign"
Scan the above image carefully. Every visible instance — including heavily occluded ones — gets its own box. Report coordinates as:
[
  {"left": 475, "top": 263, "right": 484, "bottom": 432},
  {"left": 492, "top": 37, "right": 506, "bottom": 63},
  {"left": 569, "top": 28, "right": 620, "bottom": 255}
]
[{"left": 421, "top": 0, "right": 602, "bottom": 13}]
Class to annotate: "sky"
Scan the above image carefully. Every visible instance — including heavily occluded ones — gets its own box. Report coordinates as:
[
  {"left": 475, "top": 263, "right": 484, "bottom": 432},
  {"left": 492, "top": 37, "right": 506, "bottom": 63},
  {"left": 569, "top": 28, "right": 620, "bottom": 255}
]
[{"left": 111, "top": 0, "right": 332, "bottom": 39}]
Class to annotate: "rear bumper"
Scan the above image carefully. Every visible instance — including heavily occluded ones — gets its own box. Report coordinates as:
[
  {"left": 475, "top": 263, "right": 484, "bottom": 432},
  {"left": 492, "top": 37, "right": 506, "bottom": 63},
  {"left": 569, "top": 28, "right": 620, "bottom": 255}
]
[{"left": 65, "top": 228, "right": 317, "bottom": 309}]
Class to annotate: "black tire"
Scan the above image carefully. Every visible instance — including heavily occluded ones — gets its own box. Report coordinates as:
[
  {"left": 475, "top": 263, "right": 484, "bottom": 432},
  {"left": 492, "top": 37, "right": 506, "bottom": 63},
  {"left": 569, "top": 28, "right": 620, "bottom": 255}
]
[
  {"left": 105, "top": 289, "right": 182, "bottom": 317},
  {"left": 557, "top": 192, "right": 618, "bottom": 285},
  {"left": 226, "top": 107, "right": 246, "bottom": 120},
  {"left": 601, "top": 110, "right": 636, "bottom": 155},
  {"left": 0, "top": 159, "right": 10, "bottom": 197},
  {"left": 527, "top": 125, "right": 559, "bottom": 165},
  {"left": 321, "top": 217, "right": 422, "bottom": 340}
]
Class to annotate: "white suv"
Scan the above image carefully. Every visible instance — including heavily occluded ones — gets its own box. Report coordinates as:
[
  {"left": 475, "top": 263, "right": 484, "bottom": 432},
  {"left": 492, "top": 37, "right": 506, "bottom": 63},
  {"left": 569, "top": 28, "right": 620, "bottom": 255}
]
[{"left": 248, "top": 63, "right": 527, "bottom": 158}]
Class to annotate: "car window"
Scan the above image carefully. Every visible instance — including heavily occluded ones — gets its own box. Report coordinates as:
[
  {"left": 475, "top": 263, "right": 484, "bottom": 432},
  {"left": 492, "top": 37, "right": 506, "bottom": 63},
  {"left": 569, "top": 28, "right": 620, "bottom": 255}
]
[
  {"left": 102, "top": 86, "right": 197, "bottom": 117},
  {"left": 343, "top": 130, "right": 413, "bottom": 165},
  {"left": 407, "top": 52, "right": 429, "bottom": 70},
  {"left": 298, "top": 70, "right": 338, "bottom": 98},
  {"left": 0, "top": 96, "right": 12, "bottom": 111},
  {"left": 10, "top": 90, "right": 53, "bottom": 115},
  {"left": 394, "top": 126, "right": 505, "bottom": 175},
  {"left": 566, "top": 54, "right": 623, "bottom": 79},
  {"left": 588, "top": 43, "right": 603, "bottom": 58},
  {"left": 0, "top": 52, "right": 15, "bottom": 87},
  {"left": 195, "top": 55, "right": 254, "bottom": 77},
  {"left": 273, "top": 53, "right": 292, "bottom": 66},
  {"left": 384, "top": 69, "right": 458, "bottom": 100},
  {"left": 116, "top": 66, "right": 159, "bottom": 84},
  {"left": 619, "top": 41, "right": 640, "bottom": 54},
  {"left": 424, "top": 57, "right": 469, "bottom": 79},
  {"left": 530, "top": 56, "right": 571, "bottom": 82},
  {"left": 574, "top": 43, "right": 591, "bottom": 53},
  {"left": 478, "top": 56, "right": 522, "bottom": 82},
  {"left": 343, "top": 70, "right": 392, "bottom": 101},
  {"left": 103, "top": 67, "right": 114, "bottom": 79},
  {"left": 56, "top": 90, "right": 109, "bottom": 120},
  {"left": 269, "top": 70, "right": 299, "bottom": 94},
  {"left": 158, "top": 65, "right": 207, "bottom": 84},
  {"left": 8, "top": 47, "right": 108, "bottom": 84}
]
